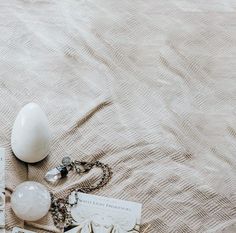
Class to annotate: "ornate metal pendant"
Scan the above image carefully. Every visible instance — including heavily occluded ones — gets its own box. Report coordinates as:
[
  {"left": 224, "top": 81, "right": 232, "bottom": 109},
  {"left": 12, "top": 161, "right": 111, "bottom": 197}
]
[
  {"left": 45, "top": 157, "right": 72, "bottom": 183},
  {"left": 44, "top": 157, "right": 112, "bottom": 229}
]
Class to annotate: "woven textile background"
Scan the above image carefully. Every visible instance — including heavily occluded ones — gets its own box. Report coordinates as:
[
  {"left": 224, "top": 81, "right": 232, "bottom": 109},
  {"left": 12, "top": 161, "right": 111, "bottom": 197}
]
[{"left": 1, "top": 0, "right": 236, "bottom": 232}]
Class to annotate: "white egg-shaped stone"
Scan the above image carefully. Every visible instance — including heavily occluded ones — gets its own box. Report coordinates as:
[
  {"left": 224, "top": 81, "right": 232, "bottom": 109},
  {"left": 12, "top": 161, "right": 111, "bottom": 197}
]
[
  {"left": 11, "top": 181, "right": 51, "bottom": 221},
  {"left": 11, "top": 103, "right": 51, "bottom": 163}
]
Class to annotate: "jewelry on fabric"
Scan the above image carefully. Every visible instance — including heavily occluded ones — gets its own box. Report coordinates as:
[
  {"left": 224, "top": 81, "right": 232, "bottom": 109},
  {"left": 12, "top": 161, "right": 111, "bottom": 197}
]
[{"left": 45, "top": 157, "right": 112, "bottom": 229}]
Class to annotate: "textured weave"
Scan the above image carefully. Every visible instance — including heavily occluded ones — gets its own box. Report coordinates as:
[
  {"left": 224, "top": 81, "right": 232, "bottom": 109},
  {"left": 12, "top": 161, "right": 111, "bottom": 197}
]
[{"left": 1, "top": 0, "right": 236, "bottom": 232}]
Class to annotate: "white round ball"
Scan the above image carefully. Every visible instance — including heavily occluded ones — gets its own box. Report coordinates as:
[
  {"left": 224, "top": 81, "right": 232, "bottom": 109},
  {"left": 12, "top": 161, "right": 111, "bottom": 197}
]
[{"left": 11, "top": 181, "right": 51, "bottom": 221}]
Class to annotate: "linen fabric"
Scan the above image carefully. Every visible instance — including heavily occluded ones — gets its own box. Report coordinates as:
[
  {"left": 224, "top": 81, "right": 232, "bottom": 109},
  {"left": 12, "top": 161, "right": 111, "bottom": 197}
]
[{"left": 0, "top": 0, "right": 236, "bottom": 232}]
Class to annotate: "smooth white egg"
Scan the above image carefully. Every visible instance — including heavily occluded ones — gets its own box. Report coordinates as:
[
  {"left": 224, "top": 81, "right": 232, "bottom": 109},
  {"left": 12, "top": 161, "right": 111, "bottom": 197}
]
[{"left": 11, "top": 103, "right": 51, "bottom": 163}]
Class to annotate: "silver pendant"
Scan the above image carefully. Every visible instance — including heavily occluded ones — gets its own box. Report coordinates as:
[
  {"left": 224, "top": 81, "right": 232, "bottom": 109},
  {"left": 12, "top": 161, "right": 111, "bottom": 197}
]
[
  {"left": 44, "top": 166, "right": 68, "bottom": 183},
  {"left": 45, "top": 157, "right": 72, "bottom": 183},
  {"left": 46, "top": 158, "right": 112, "bottom": 229}
]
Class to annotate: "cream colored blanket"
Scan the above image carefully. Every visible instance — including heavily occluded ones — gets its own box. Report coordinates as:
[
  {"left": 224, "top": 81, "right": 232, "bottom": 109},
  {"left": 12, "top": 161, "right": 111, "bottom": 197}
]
[{"left": 1, "top": 0, "right": 236, "bottom": 232}]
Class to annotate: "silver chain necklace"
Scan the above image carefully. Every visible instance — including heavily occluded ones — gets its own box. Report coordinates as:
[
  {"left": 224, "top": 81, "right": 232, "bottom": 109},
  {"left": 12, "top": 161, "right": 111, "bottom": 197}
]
[{"left": 45, "top": 157, "right": 112, "bottom": 229}]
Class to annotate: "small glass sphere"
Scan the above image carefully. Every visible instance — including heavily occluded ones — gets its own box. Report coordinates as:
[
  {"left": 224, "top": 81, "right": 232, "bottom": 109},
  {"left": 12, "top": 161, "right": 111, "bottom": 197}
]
[{"left": 11, "top": 181, "right": 51, "bottom": 221}]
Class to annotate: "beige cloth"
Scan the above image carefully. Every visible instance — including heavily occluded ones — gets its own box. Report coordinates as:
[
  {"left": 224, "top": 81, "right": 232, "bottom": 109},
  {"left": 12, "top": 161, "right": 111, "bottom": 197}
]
[{"left": 1, "top": 0, "right": 236, "bottom": 232}]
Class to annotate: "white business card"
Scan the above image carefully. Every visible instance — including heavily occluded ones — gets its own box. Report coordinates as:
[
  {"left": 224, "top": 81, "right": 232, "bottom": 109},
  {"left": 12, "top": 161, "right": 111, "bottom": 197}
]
[{"left": 65, "top": 192, "right": 142, "bottom": 233}]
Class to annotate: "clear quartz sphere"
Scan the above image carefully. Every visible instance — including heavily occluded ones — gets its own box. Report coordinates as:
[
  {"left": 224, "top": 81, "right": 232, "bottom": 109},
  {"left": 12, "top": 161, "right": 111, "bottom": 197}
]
[{"left": 11, "top": 181, "right": 51, "bottom": 221}]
